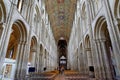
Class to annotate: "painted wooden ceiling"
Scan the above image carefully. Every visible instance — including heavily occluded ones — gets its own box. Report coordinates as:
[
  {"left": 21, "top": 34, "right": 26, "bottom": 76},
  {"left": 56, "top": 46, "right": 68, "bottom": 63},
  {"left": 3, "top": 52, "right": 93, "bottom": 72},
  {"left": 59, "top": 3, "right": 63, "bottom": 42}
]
[{"left": 45, "top": 0, "right": 77, "bottom": 42}]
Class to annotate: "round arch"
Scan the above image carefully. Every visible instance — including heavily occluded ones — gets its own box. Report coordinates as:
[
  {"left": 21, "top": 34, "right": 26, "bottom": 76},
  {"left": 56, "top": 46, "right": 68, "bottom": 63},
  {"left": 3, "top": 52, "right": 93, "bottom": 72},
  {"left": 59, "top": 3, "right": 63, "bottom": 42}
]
[
  {"left": 13, "top": 20, "right": 27, "bottom": 41},
  {"left": 79, "top": 43, "right": 85, "bottom": 73},
  {"left": 6, "top": 20, "right": 27, "bottom": 59}
]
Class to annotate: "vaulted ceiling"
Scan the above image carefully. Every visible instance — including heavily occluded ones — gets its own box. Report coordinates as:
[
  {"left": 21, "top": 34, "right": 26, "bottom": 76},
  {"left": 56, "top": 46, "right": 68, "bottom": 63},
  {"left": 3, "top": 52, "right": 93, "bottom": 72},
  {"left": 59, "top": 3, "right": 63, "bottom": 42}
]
[{"left": 45, "top": 0, "right": 77, "bottom": 43}]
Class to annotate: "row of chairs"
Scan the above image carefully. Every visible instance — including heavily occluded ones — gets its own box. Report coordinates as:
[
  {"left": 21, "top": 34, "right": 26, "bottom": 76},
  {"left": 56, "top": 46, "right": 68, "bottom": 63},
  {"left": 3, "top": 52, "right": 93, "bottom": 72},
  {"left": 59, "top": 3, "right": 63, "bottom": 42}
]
[{"left": 26, "top": 71, "right": 58, "bottom": 80}]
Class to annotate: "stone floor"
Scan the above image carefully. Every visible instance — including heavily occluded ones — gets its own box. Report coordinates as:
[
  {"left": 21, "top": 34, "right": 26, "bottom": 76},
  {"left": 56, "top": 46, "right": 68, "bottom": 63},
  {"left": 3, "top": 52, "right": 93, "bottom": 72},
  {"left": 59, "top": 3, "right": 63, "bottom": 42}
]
[{"left": 55, "top": 70, "right": 91, "bottom": 80}]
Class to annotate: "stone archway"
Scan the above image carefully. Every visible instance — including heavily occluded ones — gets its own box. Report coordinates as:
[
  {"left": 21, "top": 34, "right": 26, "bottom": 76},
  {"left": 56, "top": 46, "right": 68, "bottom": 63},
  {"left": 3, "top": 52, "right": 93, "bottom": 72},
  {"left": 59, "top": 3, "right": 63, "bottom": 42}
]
[
  {"left": 84, "top": 35, "right": 94, "bottom": 78},
  {"left": 2, "top": 20, "right": 28, "bottom": 79},
  {"left": 94, "top": 16, "right": 117, "bottom": 79},
  {"left": 27, "top": 36, "right": 37, "bottom": 73}
]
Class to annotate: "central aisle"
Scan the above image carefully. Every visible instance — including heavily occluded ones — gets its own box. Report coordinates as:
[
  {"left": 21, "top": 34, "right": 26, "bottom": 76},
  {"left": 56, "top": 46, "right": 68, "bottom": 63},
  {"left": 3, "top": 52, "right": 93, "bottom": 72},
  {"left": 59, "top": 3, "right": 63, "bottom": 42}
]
[
  {"left": 54, "top": 70, "right": 91, "bottom": 80},
  {"left": 54, "top": 74, "right": 65, "bottom": 80}
]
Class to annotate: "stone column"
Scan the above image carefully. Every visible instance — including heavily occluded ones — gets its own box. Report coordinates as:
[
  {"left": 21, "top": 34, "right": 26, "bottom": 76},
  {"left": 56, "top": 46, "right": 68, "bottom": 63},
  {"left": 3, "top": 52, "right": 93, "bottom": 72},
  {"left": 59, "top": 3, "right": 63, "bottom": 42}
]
[
  {"left": 79, "top": 52, "right": 83, "bottom": 74},
  {"left": 48, "top": 55, "right": 49, "bottom": 71},
  {"left": 86, "top": 48, "right": 92, "bottom": 67},
  {"left": 95, "top": 40, "right": 106, "bottom": 79},
  {"left": 31, "top": 51, "right": 36, "bottom": 67},
  {"left": 0, "top": 23, "right": 5, "bottom": 47},
  {"left": 75, "top": 51, "right": 78, "bottom": 71},
  {"left": 15, "top": 41, "right": 27, "bottom": 79},
  {"left": 83, "top": 47, "right": 88, "bottom": 75},
  {"left": 38, "top": 53, "right": 42, "bottom": 72},
  {"left": 49, "top": 58, "right": 51, "bottom": 70},
  {"left": 35, "top": 47, "right": 39, "bottom": 72},
  {"left": 79, "top": 47, "right": 85, "bottom": 74},
  {"left": 20, "top": 43, "right": 29, "bottom": 79},
  {"left": 78, "top": 55, "right": 80, "bottom": 72},
  {"left": 0, "top": 0, "right": 16, "bottom": 71},
  {"left": 0, "top": 28, "right": 13, "bottom": 71},
  {"left": 78, "top": 48, "right": 80, "bottom": 72},
  {"left": 43, "top": 52, "right": 46, "bottom": 71},
  {"left": 94, "top": 40, "right": 103, "bottom": 79},
  {"left": 46, "top": 52, "right": 47, "bottom": 70},
  {"left": 100, "top": 39, "right": 113, "bottom": 79}
]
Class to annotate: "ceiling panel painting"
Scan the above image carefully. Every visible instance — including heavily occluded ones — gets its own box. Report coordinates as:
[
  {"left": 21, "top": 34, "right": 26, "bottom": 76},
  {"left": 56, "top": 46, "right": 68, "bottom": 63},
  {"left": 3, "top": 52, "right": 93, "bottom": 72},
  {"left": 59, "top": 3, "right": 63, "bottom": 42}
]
[{"left": 45, "top": 0, "right": 77, "bottom": 42}]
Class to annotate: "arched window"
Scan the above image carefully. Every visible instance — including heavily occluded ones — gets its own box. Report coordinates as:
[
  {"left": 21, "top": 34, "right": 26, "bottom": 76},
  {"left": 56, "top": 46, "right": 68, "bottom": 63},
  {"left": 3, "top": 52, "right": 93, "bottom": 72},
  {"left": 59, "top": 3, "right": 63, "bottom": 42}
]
[{"left": 17, "top": 0, "right": 24, "bottom": 12}]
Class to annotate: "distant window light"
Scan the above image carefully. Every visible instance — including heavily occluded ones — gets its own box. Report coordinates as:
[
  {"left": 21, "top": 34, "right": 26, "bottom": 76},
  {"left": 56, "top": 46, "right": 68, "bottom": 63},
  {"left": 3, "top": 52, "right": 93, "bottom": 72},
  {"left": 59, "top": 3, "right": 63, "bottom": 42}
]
[
  {"left": 60, "top": 37, "right": 64, "bottom": 40},
  {"left": 9, "top": 47, "right": 14, "bottom": 59}
]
